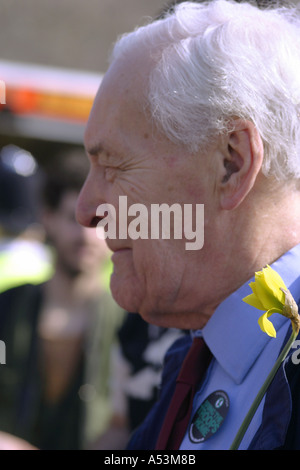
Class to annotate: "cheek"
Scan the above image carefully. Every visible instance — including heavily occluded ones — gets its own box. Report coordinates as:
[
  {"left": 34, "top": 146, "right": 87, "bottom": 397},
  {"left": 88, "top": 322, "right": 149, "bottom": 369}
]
[
  {"left": 111, "top": 242, "right": 167, "bottom": 308},
  {"left": 133, "top": 240, "right": 186, "bottom": 297}
]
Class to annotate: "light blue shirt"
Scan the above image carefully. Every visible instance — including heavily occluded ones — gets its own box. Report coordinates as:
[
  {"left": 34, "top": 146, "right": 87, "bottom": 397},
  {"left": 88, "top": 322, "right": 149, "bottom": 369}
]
[{"left": 180, "top": 243, "right": 300, "bottom": 450}]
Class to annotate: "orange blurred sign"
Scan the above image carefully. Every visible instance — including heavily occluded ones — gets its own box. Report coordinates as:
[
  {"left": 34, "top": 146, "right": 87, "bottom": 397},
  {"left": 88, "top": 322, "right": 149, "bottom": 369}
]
[
  {"left": 0, "top": 60, "right": 102, "bottom": 123},
  {"left": 5, "top": 86, "right": 94, "bottom": 122}
]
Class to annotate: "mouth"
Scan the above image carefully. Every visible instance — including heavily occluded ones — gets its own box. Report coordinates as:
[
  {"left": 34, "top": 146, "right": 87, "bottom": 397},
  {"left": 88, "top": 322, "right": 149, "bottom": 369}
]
[
  {"left": 111, "top": 247, "right": 131, "bottom": 256},
  {"left": 104, "top": 238, "right": 130, "bottom": 254},
  {"left": 110, "top": 248, "right": 132, "bottom": 270},
  {"left": 105, "top": 237, "right": 131, "bottom": 251}
]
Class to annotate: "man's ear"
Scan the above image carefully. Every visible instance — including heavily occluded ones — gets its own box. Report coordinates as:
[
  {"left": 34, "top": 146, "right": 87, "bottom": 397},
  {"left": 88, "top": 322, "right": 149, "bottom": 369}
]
[{"left": 220, "top": 120, "right": 264, "bottom": 210}]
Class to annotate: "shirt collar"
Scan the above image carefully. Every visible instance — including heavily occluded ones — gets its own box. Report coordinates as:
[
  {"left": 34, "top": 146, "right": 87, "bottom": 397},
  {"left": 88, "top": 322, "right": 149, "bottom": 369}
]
[{"left": 196, "top": 243, "right": 300, "bottom": 385}]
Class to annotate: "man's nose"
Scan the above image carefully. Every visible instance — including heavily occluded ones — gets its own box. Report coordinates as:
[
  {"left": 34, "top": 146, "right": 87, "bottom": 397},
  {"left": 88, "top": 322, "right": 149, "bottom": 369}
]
[{"left": 76, "top": 174, "right": 103, "bottom": 228}]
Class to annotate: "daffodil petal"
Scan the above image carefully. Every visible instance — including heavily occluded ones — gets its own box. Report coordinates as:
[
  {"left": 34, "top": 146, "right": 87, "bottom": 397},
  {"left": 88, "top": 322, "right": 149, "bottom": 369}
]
[
  {"left": 261, "top": 265, "right": 286, "bottom": 305},
  {"left": 249, "top": 282, "right": 266, "bottom": 308},
  {"left": 243, "top": 293, "right": 265, "bottom": 310},
  {"left": 258, "top": 312, "right": 277, "bottom": 338},
  {"left": 263, "top": 265, "right": 287, "bottom": 289},
  {"left": 249, "top": 282, "right": 266, "bottom": 310},
  {"left": 254, "top": 273, "right": 283, "bottom": 311}
]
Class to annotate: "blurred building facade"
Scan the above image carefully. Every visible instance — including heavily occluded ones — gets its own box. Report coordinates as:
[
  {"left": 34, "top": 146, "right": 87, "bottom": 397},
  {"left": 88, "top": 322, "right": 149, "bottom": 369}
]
[
  {"left": 0, "top": 1, "right": 167, "bottom": 165},
  {"left": 0, "top": 0, "right": 166, "bottom": 73}
]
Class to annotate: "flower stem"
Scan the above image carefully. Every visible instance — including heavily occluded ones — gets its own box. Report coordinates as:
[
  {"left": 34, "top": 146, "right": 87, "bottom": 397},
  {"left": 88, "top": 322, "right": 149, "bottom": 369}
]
[{"left": 229, "top": 328, "right": 298, "bottom": 450}]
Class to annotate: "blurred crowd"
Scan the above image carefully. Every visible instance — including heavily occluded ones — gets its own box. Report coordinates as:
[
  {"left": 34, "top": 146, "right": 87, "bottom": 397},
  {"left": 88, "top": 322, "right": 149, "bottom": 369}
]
[{"left": 0, "top": 143, "right": 184, "bottom": 450}]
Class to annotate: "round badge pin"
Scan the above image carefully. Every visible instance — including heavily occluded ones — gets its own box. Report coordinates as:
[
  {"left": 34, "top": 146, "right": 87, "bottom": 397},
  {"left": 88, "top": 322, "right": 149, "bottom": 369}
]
[{"left": 189, "top": 390, "right": 230, "bottom": 444}]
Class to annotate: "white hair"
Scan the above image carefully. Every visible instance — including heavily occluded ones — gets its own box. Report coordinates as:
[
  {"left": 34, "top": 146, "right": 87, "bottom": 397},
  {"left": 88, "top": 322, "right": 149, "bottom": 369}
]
[{"left": 111, "top": 0, "right": 300, "bottom": 181}]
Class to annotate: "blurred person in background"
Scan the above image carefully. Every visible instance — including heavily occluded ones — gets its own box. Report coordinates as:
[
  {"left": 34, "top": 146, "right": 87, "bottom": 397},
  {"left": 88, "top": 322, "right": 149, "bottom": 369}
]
[
  {"left": 118, "top": 313, "right": 185, "bottom": 433},
  {"left": 0, "top": 145, "right": 52, "bottom": 294},
  {"left": 0, "top": 149, "right": 128, "bottom": 450}
]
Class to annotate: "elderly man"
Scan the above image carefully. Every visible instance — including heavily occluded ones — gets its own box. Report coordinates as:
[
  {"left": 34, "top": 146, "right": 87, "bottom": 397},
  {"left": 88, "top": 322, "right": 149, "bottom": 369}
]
[{"left": 76, "top": 0, "right": 300, "bottom": 450}]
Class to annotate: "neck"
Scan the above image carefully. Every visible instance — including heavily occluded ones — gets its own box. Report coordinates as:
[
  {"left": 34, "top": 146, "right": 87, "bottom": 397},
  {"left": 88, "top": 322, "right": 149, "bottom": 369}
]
[
  {"left": 213, "top": 178, "right": 300, "bottom": 303},
  {"left": 176, "top": 178, "right": 300, "bottom": 331},
  {"left": 238, "top": 178, "right": 300, "bottom": 268}
]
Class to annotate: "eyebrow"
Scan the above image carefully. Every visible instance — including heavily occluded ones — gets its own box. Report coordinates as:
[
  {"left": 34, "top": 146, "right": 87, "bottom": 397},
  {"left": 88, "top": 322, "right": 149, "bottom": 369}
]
[
  {"left": 86, "top": 141, "right": 117, "bottom": 164},
  {"left": 86, "top": 142, "right": 105, "bottom": 157}
]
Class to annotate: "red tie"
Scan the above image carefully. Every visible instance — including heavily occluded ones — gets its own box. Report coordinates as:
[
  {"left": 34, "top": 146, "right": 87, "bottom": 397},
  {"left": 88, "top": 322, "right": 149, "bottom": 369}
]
[{"left": 155, "top": 336, "right": 212, "bottom": 450}]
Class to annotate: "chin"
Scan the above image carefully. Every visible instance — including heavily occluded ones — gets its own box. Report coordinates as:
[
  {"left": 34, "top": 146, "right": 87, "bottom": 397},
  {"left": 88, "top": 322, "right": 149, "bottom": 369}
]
[{"left": 109, "top": 272, "right": 142, "bottom": 312}]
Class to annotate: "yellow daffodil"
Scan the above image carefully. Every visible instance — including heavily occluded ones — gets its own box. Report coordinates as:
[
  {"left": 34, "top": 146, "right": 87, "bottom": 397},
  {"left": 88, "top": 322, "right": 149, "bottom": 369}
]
[
  {"left": 231, "top": 264, "right": 300, "bottom": 450},
  {"left": 243, "top": 265, "right": 299, "bottom": 338}
]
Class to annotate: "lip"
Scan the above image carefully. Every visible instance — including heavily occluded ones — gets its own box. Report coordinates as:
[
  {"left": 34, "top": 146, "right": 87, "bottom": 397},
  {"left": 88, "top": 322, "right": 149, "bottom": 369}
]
[
  {"left": 105, "top": 239, "right": 131, "bottom": 252},
  {"left": 111, "top": 246, "right": 131, "bottom": 256}
]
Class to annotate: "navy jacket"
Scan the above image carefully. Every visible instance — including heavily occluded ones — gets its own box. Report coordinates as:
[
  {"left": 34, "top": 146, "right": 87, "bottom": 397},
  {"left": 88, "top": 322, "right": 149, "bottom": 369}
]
[{"left": 127, "top": 330, "right": 300, "bottom": 450}]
